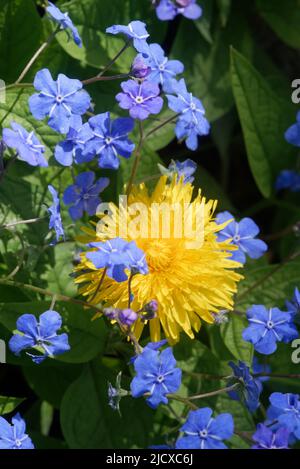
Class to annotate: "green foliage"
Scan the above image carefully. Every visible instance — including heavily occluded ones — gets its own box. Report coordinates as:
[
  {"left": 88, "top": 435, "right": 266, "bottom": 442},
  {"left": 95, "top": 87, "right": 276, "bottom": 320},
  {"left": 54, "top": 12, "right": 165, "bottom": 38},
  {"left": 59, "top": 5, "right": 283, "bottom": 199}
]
[
  {"left": 0, "top": 396, "right": 25, "bottom": 415},
  {"left": 60, "top": 360, "right": 155, "bottom": 449},
  {"left": 230, "top": 48, "right": 297, "bottom": 198}
]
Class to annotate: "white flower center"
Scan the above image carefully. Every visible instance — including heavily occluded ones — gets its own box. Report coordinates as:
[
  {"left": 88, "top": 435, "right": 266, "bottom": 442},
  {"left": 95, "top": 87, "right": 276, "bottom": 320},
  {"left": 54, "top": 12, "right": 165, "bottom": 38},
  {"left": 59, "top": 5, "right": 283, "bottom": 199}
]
[
  {"left": 135, "top": 96, "right": 144, "bottom": 104},
  {"left": 199, "top": 429, "right": 208, "bottom": 438}
]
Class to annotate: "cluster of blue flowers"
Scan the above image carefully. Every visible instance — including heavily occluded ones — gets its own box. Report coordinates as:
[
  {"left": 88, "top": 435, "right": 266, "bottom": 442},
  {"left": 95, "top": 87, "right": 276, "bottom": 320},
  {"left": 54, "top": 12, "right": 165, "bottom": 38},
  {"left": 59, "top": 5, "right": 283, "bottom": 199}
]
[{"left": 1, "top": 7, "right": 210, "bottom": 246}]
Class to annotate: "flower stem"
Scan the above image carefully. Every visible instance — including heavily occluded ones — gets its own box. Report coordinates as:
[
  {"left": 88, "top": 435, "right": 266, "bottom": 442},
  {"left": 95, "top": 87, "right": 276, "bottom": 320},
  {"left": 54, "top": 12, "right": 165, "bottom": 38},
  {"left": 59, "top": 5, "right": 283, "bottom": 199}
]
[
  {"left": 0, "top": 278, "right": 104, "bottom": 315},
  {"left": 127, "top": 272, "right": 134, "bottom": 308},
  {"left": 15, "top": 27, "right": 60, "bottom": 84},
  {"left": 0, "top": 153, "right": 18, "bottom": 184},
  {"left": 89, "top": 268, "right": 107, "bottom": 303},
  {"left": 186, "top": 383, "right": 239, "bottom": 400},
  {"left": 0, "top": 216, "right": 47, "bottom": 231},
  {"left": 82, "top": 73, "right": 129, "bottom": 86},
  {"left": 144, "top": 113, "right": 179, "bottom": 140},
  {"left": 96, "top": 40, "right": 131, "bottom": 78},
  {"left": 126, "top": 121, "right": 144, "bottom": 196}
]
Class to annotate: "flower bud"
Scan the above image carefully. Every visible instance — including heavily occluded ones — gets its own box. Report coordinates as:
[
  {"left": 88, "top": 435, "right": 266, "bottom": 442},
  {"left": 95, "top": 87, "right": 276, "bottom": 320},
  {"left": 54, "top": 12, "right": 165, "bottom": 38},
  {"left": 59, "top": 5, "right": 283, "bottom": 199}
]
[
  {"left": 131, "top": 56, "right": 151, "bottom": 79},
  {"left": 119, "top": 308, "right": 138, "bottom": 326},
  {"left": 103, "top": 307, "right": 120, "bottom": 320}
]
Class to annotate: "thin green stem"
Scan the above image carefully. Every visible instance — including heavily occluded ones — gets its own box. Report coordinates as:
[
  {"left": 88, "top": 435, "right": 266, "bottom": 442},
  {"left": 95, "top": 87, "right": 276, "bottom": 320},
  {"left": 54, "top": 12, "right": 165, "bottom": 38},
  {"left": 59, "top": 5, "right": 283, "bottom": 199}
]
[
  {"left": 0, "top": 217, "right": 47, "bottom": 231},
  {"left": 236, "top": 249, "right": 300, "bottom": 304},
  {"left": 186, "top": 383, "right": 239, "bottom": 401},
  {"left": 127, "top": 272, "right": 134, "bottom": 308},
  {"left": 96, "top": 40, "right": 131, "bottom": 78},
  {"left": 5, "top": 232, "right": 26, "bottom": 280},
  {"left": 0, "top": 153, "right": 18, "bottom": 184},
  {"left": 82, "top": 73, "right": 129, "bottom": 86},
  {"left": 126, "top": 121, "right": 144, "bottom": 196},
  {"left": 15, "top": 27, "right": 60, "bottom": 84},
  {"left": 89, "top": 268, "right": 107, "bottom": 303},
  {"left": 144, "top": 113, "right": 179, "bottom": 140},
  {"left": 0, "top": 278, "right": 104, "bottom": 315}
]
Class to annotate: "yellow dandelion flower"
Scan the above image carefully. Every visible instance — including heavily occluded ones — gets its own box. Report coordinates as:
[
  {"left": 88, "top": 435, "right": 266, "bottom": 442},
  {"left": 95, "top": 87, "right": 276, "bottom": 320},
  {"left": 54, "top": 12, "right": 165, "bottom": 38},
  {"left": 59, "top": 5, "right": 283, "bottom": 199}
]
[{"left": 74, "top": 175, "right": 242, "bottom": 343}]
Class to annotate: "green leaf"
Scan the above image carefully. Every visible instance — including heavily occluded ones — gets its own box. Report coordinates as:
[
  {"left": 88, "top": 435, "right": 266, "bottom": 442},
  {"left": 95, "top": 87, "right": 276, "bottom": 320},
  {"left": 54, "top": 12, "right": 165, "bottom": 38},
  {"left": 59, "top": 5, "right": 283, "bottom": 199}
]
[
  {"left": 194, "top": 0, "right": 213, "bottom": 44},
  {"left": 55, "top": 0, "right": 166, "bottom": 71},
  {"left": 217, "top": 0, "right": 232, "bottom": 27},
  {"left": 0, "top": 0, "right": 42, "bottom": 83},
  {"left": 237, "top": 259, "right": 300, "bottom": 310},
  {"left": 172, "top": 11, "right": 254, "bottom": 121},
  {"left": 0, "top": 301, "right": 107, "bottom": 364},
  {"left": 216, "top": 393, "right": 255, "bottom": 431},
  {"left": 220, "top": 314, "right": 254, "bottom": 365},
  {"left": 60, "top": 361, "right": 154, "bottom": 448},
  {"left": 0, "top": 395, "right": 25, "bottom": 415},
  {"left": 256, "top": 0, "right": 300, "bottom": 49},
  {"left": 23, "top": 363, "right": 82, "bottom": 409},
  {"left": 41, "top": 242, "right": 77, "bottom": 297},
  {"left": 230, "top": 48, "right": 297, "bottom": 198}
]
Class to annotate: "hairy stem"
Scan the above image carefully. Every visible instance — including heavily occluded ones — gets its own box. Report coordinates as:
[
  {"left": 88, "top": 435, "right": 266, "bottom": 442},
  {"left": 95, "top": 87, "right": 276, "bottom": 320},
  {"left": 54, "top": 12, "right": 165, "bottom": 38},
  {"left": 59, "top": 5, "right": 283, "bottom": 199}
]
[{"left": 15, "top": 27, "right": 60, "bottom": 84}]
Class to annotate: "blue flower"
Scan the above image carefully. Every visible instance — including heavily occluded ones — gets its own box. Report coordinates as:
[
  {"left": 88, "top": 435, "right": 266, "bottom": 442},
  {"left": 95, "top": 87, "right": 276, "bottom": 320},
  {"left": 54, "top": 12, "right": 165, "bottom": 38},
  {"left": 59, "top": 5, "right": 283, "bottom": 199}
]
[
  {"left": 0, "top": 414, "right": 34, "bottom": 449},
  {"left": 168, "top": 159, "right": 197, "bottom": 183},
  {"left": 285, "top": 111, "right": 300, "bottom": 147},
  {"left": 106, "top": 21, "right": 150, "bottom": 53},
  {"left": 29, "top": 69, "right": 91, "bottom": 134},
  {"left": 48, "top": 185, "right": 64, "bottom": 243},
  {"left": 131, "top": 56, "right": 151, "bottom": 79},
  {"left": 87, "top": 238, "right": 148, "bottom": 283},
  {"left": 252, "top": 424, "right": 290, "bottom": 449},
  {"left": 141, "top": 43, "right": 184, "bottom": 92},
  {"left": 9, "top": 310, "right": 70, "bottom": 364},
  {"left": 124, "top": 241, "right": 149, "bottom": 275},
  {"left": 82, "top": 113, "right": 135, "bottom": 169},
  {"left": 54, "top": 116, "right": 94, "bottom": 166},
  {"left": 156, "top": 0, "right": 203, "bottom": 21},
  {"left": 166, "top": 79, "right": 210, "bottom": 149},
  {"left": 252, "top": 356, "right": 271, "bottom": 383},
  {"left": 130, "top": 346, "right": 182, "bottom": 408},
  {"left": 175, "top": 408, "right": 234, "bottom": 449},
  {"left": 87, "top": 238, "right": 129, "bottom": 282},
  {"left": 267, "top": 393, "right": 300, "bottom": 440},
  {"left": 215, "top": 211, "right": 268, "bottom": 264},
  {"left": 2, "top": 122, "right": 47, "bottom": 167},
  {"left": 227, "top": 361, "right": 262, "bottom": 413},
  {"left": 116, "top": 80, "right": 163, "bottom": 120},
  {"left": 46, "top": 2, "right": 82, "bottom": 47},
  {"left": 175, "top": 117, "right": 209, "bottom": 150},
  {"left": 63, "top": 171, "right": 109, "bottom": 221},
  {"left": 275, "top": 170, "right": 300, "bottom": 192},
  {"left": 167, "top": 78, "right": 207, "bottom": 124},
  {"left": 242, "top": 305, "right": 298, "bottom": 355},
  {"left": 286, "top": 287, "right": 300, "bottom": 315}
]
